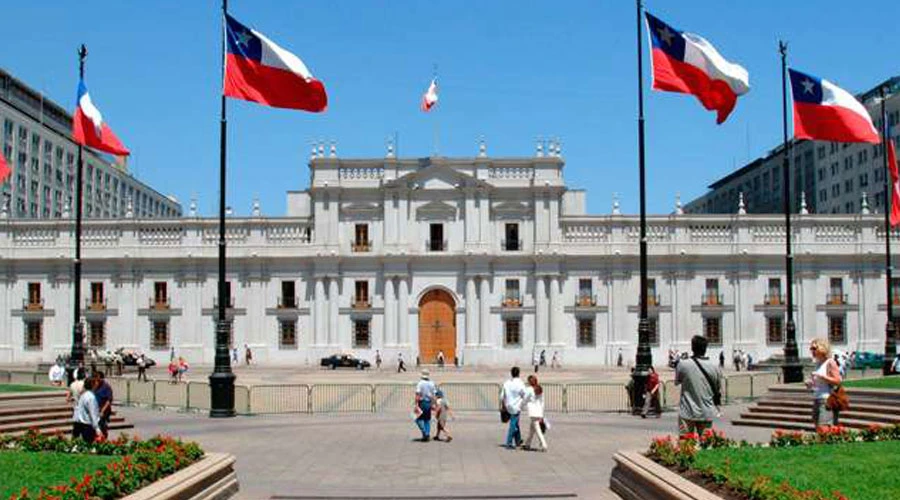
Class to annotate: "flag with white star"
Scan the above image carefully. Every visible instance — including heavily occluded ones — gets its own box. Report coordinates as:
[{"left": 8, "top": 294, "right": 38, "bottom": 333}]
[
  {"left": 788, "top": 68, "right": 879, "bottom": 144},
  {"left": 644, "top": 12, "right": 749, "bottom": 124},
  {"left": 224, "top": 13, "right": 327, "bottom": 112}
]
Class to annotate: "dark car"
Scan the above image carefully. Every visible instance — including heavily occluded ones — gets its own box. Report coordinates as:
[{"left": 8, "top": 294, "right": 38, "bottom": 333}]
[
  {"left": 116, "top": 348, "right": 157, "bottom": 368},
  {"left": 320, "top": 353, "right": 371, "bottom": 370}
]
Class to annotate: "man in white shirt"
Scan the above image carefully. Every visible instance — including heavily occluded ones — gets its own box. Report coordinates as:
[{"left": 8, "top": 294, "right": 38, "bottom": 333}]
[
  {"left": 501, "top": 366, "right": 526, "bottom": 449},
  {"left": 414, "top": 369, "right": 436, "bottom": 441}
]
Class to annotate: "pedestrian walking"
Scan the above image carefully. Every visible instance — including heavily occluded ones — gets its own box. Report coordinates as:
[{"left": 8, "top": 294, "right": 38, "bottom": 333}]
[
  {"left": 433, "top": 389, "right": 453, "bottom": 442},
  {"left": 617, "top": 348, "right": 624, "bottom": 368},
  {"left": 539, "top": 349, "right": 547, "bottom": 367},
  {"left": 414, "top": 369, "right": 436, "bottom": 441},
  {"left": 718, "top": 351, "right": 725, "bottom": 369},
  {"left": 732, "top": 350, "right": 741, "bottom": 372},
  {"left": 675, "top": 335, "right": 723, "bottom": 435},
  {"left": 136, "top": 354, "right": 148, "bottom": 382},
  {"left": 641, "top": 366, "right": 662, "bottom": 418},
  {"left": 170, "top": 346, "right": 175, "bottom": 362},
  {"left": 521, "top": 374, "right": 547, "bottom": 452},
  {"left": 67, "top": 368, "right": 86, "bottom": 404},
  {"left": 375, "top": 350, "right": 382, "bottom": 370},
  {"left": 177, "top": 357, "right": 189, "bottom": 383},
  {"left": 500, "top": 366, "right": 526, "bottom": 449},
  {"left": 48, "top": 359, "right": 65, "bottom": 387},
  {"left": 532, "top": 350, "right": 540, "bottom": 373},
  {"left": 550, "top": 351, "right": 561, "bottom": 369},
  {"left": 72, "top": 376, "right": 102, "bottom": 443},
  {"left": 398, "top": 353, "right": 407, "bottom": 373},
  {"left": 232, "top": 347, "right": 238, "bottom": 364},
  {"left": 168, "top": 359, "right": 179, "bottom": 384},
  {"left": 807, "top": 338, "right": 844, "bottom": 427},
  {"left": 93, "top": 372, "right": 113, "bottom": 439},
  {"left": 892, "top": 353, "right": 900, "bottom": 374},
  {"left": 437, "top": 350, "right": 445, "bottom": 369},
  {"left": 245, "top": 344, "right": 253, "bottom": 365}
]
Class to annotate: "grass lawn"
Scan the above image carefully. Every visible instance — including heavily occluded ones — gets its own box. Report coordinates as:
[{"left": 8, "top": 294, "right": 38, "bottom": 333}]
[
  {"left": 0, "top": 383, "right": 60, "bottom": 393},
  {"left": 0, "top": 451, "right": 116, "bottom": 498},
  {"left": 843, "top": 376, "right": 900, "bottom": 390},
  {"left": 694, "top": 441, "right": 900, "bottom": 500}
]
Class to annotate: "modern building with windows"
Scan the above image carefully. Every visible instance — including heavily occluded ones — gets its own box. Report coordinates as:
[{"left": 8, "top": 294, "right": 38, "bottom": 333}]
[
  {"left": 0, "top": 67, "right": 182, "bottom": 219},
  {"left": 685, "top": 76, "right": 900, "bottom": 215},
  {"left": 0, "top": 142, "right": 896, "bottom": 366}
]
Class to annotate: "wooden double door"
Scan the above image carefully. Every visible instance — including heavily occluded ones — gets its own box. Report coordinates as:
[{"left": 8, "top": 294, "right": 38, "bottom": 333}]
[{"left": 418, "top": 289, "right": 456, "bottom": 364}]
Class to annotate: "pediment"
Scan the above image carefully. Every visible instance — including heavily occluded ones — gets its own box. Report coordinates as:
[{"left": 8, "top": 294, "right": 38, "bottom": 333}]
[
  {"left": 341, "top": 202, "right": 381, "bottom": 218},
  {"left": 415, "top": 200, "right": 457, "bottom": 221},
  {"left": 386, "top": 162, "right": 491, "bottom": 190},
  {"left": 492, "top": 201, "right": 531, "bottom": 219}
]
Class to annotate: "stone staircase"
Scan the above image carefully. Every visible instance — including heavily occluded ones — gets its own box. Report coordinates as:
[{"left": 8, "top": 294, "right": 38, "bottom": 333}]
[
  {"left": 0, "top": 390, "right": 134, "bottom": 436},
  {"left": 733, "top": 384, "right": 900, "bottom": 431}
]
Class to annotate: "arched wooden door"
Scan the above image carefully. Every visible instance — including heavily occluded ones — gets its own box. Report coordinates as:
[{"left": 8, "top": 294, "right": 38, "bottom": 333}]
[{"left": 418, "top": 289, "right": 456, "bottom": 364}]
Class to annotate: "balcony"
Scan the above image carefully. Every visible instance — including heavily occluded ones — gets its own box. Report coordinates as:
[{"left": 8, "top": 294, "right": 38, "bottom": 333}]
[
  {"left": 213, "top": 297, "right": 235, "bottom": 309},
  {"left": 576, "top": 294, "right": 596, "bottom": 307},
  {"left": 502, "top": 239, "right": 522, "bottom": 252},
  {"left": 827, "top": 293, "right": 848, "bottom": 305},
  {"left": 23, "top": 298, "right": 44, "bottom": 311},
  {"left": 278, "top": 296, "right": 299, "bottom": 309},
  {"left": 764, "top": 294, "right": 784, "bottom": 306},
  {"left": 352, "top": 297, "right": 371, "bottom": 309},
  {"left": 502, "top": 295, "right": 522, "bottom": 308},
  {"left": 426, "top": 239, "right": 447, "bottom": 252},
  {"left": 86, "top": 299, "right": 107, "bottom": 311},
  {"left": 701, "top": 292, "right": 723, "bottom": 306},
  {"left": 351, "top": 240, "right": 372, "bottom": 253},
  {"left": 149, "top": 298, "right": 170, "bottom": 310}
]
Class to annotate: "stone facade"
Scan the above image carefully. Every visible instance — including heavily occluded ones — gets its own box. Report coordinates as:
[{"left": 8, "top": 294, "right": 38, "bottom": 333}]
[{"left": 0, "top": 146, "right": 897, "bottom": 366}]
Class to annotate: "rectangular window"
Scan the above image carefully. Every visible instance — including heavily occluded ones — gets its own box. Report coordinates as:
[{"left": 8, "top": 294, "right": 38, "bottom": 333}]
[
  {"left": 703, "top": 316, "right": 722, "bottom": 345},
  {"left": 829, "top": 278, "right": 844, "bottom": 305},
  {"left": 504, "top": 223, "right": 520, "bottom": 251},
  {"left": 280, "top": 320, "right": 297, "bottom": 349},
  {"left": 89, "top": 321, "right": 105, "bottom": 349},
  {"left": 280, "top": 280, "right": 296, "bottom": 308},
  {"left": 504, "top": 279, "right": 520, "bottom": 306},
  {"left": 25, "top": 322, "right": 42, "bottom": 350},
  {"left": 578, "top": 278, "right": 593, "bottom": 306},
  {"left": 353, "top": 319, "right": 370, "bottom": 348},
  {"left": 828, "top": 315, "right": 846, "bottom": 344},
  {"left": 648, "top": 317, "right": 659, "bottom": 346},
  {"left": 153, "top": 281, "right": 168, "bottom": 307},
  {"left": 27, "top": 282, "right": 42, "bottom": 309},
  {"left": 504, "top": 318, "right": 521, "bottom": 346},
  {"left": 704, "top": 279, "right": 720, "bottom": 305},
  {"left": 767, "top": 316, "right": 784, "bottom": 344},
  {"left": 428, "top": 223, "right": 444, "bottom": 251},
  {"left": 577, "top": 318, "right": 595, "bottom": 346},
  {"left": 647, "top": 278, "right": 658, "bottom": 306},
  {"left": 354, "top": 280, "right": 369, "bottom": 307},
  {"left": 151, "top": 321, "right": 169, "bottom": 350},
  {"left": 90, "top": 282, "right": 104, "bottom": 308},
  {"left": 353, "top": 224, "right": 370, "bottom": 251}
]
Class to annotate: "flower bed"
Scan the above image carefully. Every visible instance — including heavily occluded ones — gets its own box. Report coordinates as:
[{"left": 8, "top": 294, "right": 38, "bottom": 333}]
[
  {"left": 646, "top": 425, "right": 900, "bottom": 500},
  {"left": 0, "top": 430, "right": 204, "bottom": 500}
]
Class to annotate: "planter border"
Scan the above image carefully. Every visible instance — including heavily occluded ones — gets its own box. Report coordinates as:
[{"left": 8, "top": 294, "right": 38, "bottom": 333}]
[
  {"left": 610, "top": 450, "right": 723, "bottom": 500},
  {"left": 123, "top": 452, "right": 238, "bottom": 500}
]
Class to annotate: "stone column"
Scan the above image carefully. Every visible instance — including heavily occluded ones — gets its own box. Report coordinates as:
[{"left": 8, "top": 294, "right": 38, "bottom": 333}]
[
  {"left": 328, "top": 278, "right": 339, "bottom": 346},
  {"left": 384, "top": 195, "right": 395, "bottom": 246},
  {"left": 384, "top": 276, "right": 395, "bottom": 346},
  {"left": 314, "top": 278, "right": 325, "bottom": 345},
  {"left": 398, "top": 197, "right": 408, "bottom": 247},
  {"left": 479, "top": 276, "right": 491, "bottom": 345},
  {"left": 535, "top": 276, "right": 547, "bottom": 345},
  {"left": 398, "top": 277, "right": 409, "bottom": 345},
  {"left": 549, "top": 276, "right": 561, "bottom": 345},
  {"left": 466, "top": 276, "right": 477, "bottom": 345}
]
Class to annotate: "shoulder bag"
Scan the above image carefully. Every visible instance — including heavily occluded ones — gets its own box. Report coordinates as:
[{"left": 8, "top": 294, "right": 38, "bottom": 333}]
[{"left": 692, "top": 357, "right": 722, "bottom": 407}]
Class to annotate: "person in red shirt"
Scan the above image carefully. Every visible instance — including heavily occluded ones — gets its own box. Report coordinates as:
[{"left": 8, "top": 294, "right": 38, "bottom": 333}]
[{"left": 641, "top": 366, "right": 662, "bottom": 418}]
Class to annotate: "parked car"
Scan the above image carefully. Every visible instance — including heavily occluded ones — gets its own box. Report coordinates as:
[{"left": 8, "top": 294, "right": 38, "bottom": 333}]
[
  {"left": 320, "top": 353, "right": 371, "bottom": 370},
  {"left": 115, "top": 348, "right": 157, "bottom": 368},
  {"left": 851, "top": 351, "right": 884, "bottom": 369}
]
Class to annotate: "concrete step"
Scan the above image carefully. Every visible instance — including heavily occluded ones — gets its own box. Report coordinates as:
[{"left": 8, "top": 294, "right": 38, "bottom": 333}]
[
  {"left": 732, "top": 418, "right": 816, "bottom": 432},
  {"left": 0, "top": 404, "right": 73, "bottom": 417},
  {"left": 0, "top": 391, "right": 67, "bottom": 403},
  {"left": 756, "top": 399, "right": 900, "bottom": 414},
  {"left": 736, "top": 413, "right": 879, "bottom": 430},
  {"left": 0, "top": 411, "right": 73, "bottom": 425},
  {"left": 752, "top": 403, "right": 900, "bottom": 422},
  {"left": 5, "top": 421, "right": 135, "bottom": 437},
  {"left": 0, "top": 416, "right": 127, "bottom": 434}
]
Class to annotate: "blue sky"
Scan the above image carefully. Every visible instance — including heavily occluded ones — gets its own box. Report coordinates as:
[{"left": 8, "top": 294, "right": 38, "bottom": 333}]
[{"left": 3, "top": 1, "right": 897, "bottom": 216}]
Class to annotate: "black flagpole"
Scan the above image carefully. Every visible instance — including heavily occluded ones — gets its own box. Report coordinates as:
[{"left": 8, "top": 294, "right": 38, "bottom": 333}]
[
  {"left": 779, "top": 41, "right": 803, "bottom": 383},
  {"left": 210, "top": 0, "right": 236, "bottom": 417},
  {"left": 70, "top": 45, "right": 88, "bottom": 372},
  {"left": 881, "top": 87, "right": 897, "bottom": 376},
  {"left": 630, "top": 0, "right": 652, "bottom": 414}
]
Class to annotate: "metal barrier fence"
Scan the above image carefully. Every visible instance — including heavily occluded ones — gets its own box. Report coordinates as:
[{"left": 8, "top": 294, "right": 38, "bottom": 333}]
[{"left": 3, "top": 368, "right": 877, "bottom": 415}]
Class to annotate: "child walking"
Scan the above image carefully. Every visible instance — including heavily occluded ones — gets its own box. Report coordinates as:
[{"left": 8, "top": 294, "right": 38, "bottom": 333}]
[{"left": 433, "top": 389, "right": 453, "bottom": 442}]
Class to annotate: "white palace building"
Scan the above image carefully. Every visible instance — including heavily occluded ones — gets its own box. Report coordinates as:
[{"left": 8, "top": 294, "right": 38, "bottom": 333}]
[{"left": 0, "top": 141, "right": 897, "bottom": 366}]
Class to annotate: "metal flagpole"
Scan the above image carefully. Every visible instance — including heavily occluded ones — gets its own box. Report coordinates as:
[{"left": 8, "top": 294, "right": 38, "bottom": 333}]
[
  {"left": 210, "top": 0, "right": 236, "bottom": 418},
  {"left": 70, "top": 45, "right": 88, "bottom": 373},
  {"left": 431, "top": 65, "right": 439, "bottom": 157},
  {"left": 630, "top": 0, "right": 652, "bottom": 414},
  {"left": 880, "top": 87, "right": 897, "bottom": 376},
  {"left": 779, "top": 41, "right": 803, "bottom": 383}
]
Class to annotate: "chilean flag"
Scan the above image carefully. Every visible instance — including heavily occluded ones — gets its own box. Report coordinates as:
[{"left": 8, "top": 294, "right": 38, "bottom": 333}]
[
  {"left": 789, "top": 69, "right": 879, "bottom": 144},
  {"left": 421, "top": 78, "right": 438, "bottom": 112},
  {"left": 0, "top": 151, "right": 10, "bottom": 186},
  {"left": 224, "top": 14, "right": 327, "bottom": 112},
  {"left": 888, "top": 139, "right": 900, "bottom": 227},
  {"left": 645, "top": 13, "right": 749, "bottom": 124},
  {"left": 72, "top": 81, "right": 130, "bottom": 156}
]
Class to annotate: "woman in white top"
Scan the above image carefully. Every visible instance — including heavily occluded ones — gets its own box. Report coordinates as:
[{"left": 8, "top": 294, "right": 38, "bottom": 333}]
[
  {"left": 806, "top": 338, "right": 843, "bottom": 427},
  {"left": 521, "top": 374, "right": 547, "bottom": 451},
  {"left": 72, "top": 377, "right": 102, "bottom": 442}
]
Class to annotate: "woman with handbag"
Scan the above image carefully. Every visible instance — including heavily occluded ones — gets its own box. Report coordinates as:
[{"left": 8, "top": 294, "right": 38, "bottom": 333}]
[
  {"left": 521, "top": 375, "right": 547, "bottom": 452},
  {"left": 806, "top": 338, "right": 845, "bottom": 427}
]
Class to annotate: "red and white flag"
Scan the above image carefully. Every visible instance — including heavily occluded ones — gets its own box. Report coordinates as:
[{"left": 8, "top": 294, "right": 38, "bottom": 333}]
[
  {"left": 421, "top": 78, "right": 438, "bottom": 112},
  {"left": 888, "top": 138, "right": 900, "bottom": 227},
  {"left": 0, "top": 151, "right": 10, "bottom": 186},
  {"left": 72, "top": 80, "right": 130, "bottom": 156},
  {"left": 789, "top": 68, "right": 879, "bottom": 144}
]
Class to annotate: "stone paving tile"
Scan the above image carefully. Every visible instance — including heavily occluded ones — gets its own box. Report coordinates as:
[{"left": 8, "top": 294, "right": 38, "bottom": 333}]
[{"left": 117, "top": 402, "right": 772, "bottom": 499}]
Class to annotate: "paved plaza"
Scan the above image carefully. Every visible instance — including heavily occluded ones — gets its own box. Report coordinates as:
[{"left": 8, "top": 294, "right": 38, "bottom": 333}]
[{"left": 117, "top": 398, "right": 772, "bottom": 499}]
